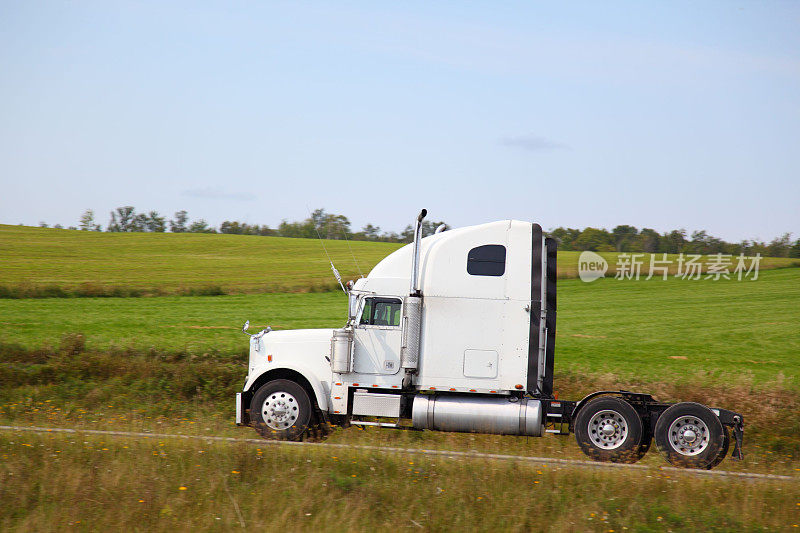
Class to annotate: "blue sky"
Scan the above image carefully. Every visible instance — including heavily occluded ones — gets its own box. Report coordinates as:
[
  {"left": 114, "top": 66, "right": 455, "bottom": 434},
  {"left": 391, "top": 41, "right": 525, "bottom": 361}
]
[{"left": 1, "top": 1, "right": 798, "bottom": 241}]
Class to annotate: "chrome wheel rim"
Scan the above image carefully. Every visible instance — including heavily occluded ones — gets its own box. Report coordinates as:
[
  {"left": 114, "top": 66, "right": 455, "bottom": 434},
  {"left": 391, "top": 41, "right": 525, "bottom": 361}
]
[
  {"left": 668, "top": 415, "right": 709, "bottom": 456},
  {"left": 261, "top": 391, "right": 300, "bottom": 430},
  {"left": 588, "top": 409, "right": 628, "bottom": 450}
]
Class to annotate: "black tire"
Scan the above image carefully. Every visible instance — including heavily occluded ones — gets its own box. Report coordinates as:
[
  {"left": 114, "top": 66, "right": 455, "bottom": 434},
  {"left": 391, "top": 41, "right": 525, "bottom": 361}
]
[
  {"left": 654, "top": 402, "right": 725, "bottom": 469},
  {"left": 574, "top": 397, "right": 644, "bottom": 463},
  {"left": 250, "top": 379, "right": 313, "bottom": 441}
]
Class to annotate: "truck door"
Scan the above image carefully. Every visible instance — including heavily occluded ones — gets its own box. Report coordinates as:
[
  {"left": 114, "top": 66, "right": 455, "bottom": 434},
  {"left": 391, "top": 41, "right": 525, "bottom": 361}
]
[{"left": 353, "top": 297, "right": 403, "bottom": 375}]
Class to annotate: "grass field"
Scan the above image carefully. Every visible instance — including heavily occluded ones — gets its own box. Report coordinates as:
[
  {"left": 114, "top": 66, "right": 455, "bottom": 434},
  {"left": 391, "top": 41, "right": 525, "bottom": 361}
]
[
  {"left": 0, "top": 224, "right": 401, "bottom": 296},
  {"left": 1, "top": 269, "right": 797, "bottom": 386},
  {"left": 2, "top": 224, "right": 797, "bottom": 296},
  {"left": 3, "top": 430, "right": 796, "bottom": 532},
  {"left": 2, "top": 227, "right": 799, "bottom": 530}
]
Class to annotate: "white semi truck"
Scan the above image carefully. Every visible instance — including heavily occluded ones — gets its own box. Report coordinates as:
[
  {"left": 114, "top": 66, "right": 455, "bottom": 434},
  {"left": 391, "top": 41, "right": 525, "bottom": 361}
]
[{"left": 236, "top": 210, "right": 744, "bottom": 469}]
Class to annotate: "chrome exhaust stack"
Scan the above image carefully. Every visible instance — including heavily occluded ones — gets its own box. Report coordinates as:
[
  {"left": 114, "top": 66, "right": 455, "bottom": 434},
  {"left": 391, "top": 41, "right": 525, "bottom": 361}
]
[
  {"left": 401, "top": 209, "right": 426, "bottom": 387},
  {"left": 409, "top": 208, "right": 427, "bottom": 296}
]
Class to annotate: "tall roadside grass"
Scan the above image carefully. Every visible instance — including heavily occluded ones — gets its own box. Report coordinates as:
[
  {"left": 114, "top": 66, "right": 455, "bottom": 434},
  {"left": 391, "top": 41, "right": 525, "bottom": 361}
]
[
  {"left": 1, "top": 430, "right": 796, "bottom": 532},
  {"left": 1, "top": 339, "right": 797, "bottom": 474}
]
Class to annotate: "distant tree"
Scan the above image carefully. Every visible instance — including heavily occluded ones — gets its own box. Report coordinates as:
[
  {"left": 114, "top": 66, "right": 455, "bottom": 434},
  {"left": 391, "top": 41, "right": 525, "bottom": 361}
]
[
  {"left": 68, "top": 226, "right": 77, "bottom": 230},
  {"left": 688, "top": 230, "right": 710, "bottom": 254},
  {"left": 400, "top": 225, "right": 414, "bottom": 243},
  {"left": 188, "top": 219, "right": 215, "bottom": 233},
  {"left": 219, "top": 220, "right": 242, "bottom": 234},
  {"left": 278, "top": 219, "right": 313, "bottom": 238},
  {"left": 766, "top": 233, "right": 792, "bottom": 258},
  {"left": 573, "top": 227, "right": 614, "bottom": 251},
  {"left": 107, "top": 206, "right": 136, "bottom": 232},
  {"left": 170, "top": 210, "right": 189, "bottom": 233},
  {"left": 107, "top": 212, "right": 119, "bottom": 232},
  {"left": 547, "top": 227, "right": 582, "bottom": 250},
  {"left": 637, "top": 228, "right": 661, "bottom": 253},
  {"left": 79, "top": 210, "right": 96, "bottom": 231},
  {"left": 38, "top": 221, "right": 49, "bottom": 228},
  {"left": 118, "top": 206, "right": 136, "bottom": 231},
  {"left": 361, "top": 224, "right": 381, "bottom": 240},
  {"left": 145, "top": 211, "right": 166, "bottom": 232},
  {"left": 662, "top": 229, "right": 687, "bottom": 254},
  {"left": 54, "top": 224, "right": 64, "bottom": 229},
  {"left": 131, "top": 213, "right": 149, "bottom": 232},
  {"left": 790, "top": 238, "right": 800, "bottom": 258},
  {"left": 611, "top": 225, "right": 638, "bottom": 252},
  {"left": 309, "top": 209, "right": 351, "bottom": 240}
]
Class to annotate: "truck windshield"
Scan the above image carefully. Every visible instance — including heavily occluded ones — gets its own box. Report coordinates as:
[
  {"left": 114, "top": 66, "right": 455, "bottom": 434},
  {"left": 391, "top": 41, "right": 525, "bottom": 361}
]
[{"left": 359, "top": 297, "right": 402, "bottom": 327}]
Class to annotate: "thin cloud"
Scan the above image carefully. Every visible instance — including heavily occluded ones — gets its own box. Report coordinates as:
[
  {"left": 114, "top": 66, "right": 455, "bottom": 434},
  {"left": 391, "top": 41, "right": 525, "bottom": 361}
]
[
  {"left": 500, "top": 134, "right": 569, "bottom": 152},
  {"left": 182, "top": 187, "right": 254, "bottom": 201}
]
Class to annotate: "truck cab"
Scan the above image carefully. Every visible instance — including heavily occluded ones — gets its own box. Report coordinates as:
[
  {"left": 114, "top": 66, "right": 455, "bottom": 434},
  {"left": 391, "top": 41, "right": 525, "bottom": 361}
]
[{"left": 236, "top": 210, "right": 743, "bottom": 470}]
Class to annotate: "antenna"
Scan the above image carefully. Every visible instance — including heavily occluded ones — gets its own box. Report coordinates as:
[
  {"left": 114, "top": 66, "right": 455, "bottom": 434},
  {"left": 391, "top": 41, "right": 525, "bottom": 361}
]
[
  {"left": 339, "top": 220, "right": 364, "bottom": 278},
  {"left": 307, "top": 206, "right": 346, "bottom": 294}
]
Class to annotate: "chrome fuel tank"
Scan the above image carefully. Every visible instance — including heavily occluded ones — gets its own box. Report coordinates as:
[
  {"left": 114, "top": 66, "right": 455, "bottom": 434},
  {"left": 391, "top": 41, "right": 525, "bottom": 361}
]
[{"left": 412, "top": 395, "right": 543, "bottom": 437}]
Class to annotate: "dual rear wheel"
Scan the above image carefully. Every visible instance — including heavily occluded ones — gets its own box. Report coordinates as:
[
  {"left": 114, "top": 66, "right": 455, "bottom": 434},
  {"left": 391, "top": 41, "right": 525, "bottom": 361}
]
[
  {"left": 574, "top": 397, "right": 649, "bottom": 463},
  {"left": 575, "top": 397, "right": 728, "bottom": 469},
  {"left": 654, "top": 402, "right": 728, "bottom": 469}
]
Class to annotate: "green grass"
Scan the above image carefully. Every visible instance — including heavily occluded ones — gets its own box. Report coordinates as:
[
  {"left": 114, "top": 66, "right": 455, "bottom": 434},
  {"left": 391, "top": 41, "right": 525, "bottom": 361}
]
[
  {"left": 1, "top": 430, "right": 797, "bottom": 532},
  {"left": 2, "top": 225, "right": 797, "bottom": 296},
  {"left": 0, "top": 292, "right": 345, "bottom": 354},
  {"left": 1, "top": 269, "right": 797, "bottom": 387},
  {"left": 556, "top": 268, "right": 800, "bottom": 387},
  {"left": 0, "top": 224, "right": 401, "bottom": 295}
]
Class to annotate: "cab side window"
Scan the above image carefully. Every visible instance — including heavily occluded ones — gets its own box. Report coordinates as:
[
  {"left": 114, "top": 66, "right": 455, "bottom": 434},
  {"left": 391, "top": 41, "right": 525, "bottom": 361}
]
[
  {"left": 359, "top": 297, "right": 402, "bottom": 326},
  {"left": 467, "top": 244, "right": 506, "bottom": 276}
]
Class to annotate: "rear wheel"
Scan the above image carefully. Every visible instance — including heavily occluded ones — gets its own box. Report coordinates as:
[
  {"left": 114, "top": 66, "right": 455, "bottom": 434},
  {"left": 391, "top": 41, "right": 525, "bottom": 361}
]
[
  {"left": 574, "top": 397, "right": 645, "bottom": 463},
  {"left": 250, "top": 379, "right": 313, "bottom": 441},
  {"left": 654, "top": 402, "right": 725, "bottom": 469}
]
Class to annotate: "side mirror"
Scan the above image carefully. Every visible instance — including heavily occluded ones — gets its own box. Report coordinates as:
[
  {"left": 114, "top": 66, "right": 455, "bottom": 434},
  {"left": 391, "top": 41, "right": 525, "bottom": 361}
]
[
  {"left": 348, "top": 295, "right": 358, "bottom": 321},
  {"left": 242, "top": 320, "right": 250, "bottom": 333}
]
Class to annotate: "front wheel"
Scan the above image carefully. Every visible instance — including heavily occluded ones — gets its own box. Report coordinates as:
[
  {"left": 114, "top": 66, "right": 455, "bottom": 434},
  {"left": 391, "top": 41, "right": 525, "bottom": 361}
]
[
  {"left": 250, "top": 379, "right": 313, "bottom": 441},
  {"left": 654, "top": 402, "right": 725, "bottom": 469},
  {"left": 574, "top": 397, "right": 645, "bottom": 463}
]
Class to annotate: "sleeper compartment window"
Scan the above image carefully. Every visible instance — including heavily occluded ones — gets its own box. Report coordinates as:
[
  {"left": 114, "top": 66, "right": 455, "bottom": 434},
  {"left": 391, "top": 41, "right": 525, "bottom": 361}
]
[{"left": 467, "top": 245, "right": 506, "bottom": 276}]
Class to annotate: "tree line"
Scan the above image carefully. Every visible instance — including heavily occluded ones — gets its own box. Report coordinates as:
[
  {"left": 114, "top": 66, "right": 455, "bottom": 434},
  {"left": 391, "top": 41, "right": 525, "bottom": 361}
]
[
  {"left": 35, "top": 206, "right": 800, "bottom": 257},
  {"left": 38, "top": 207, "right": 446, "bottom": 244},
  {"left": 549, "top": 225, "right": 800, "bottom": 258}
]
